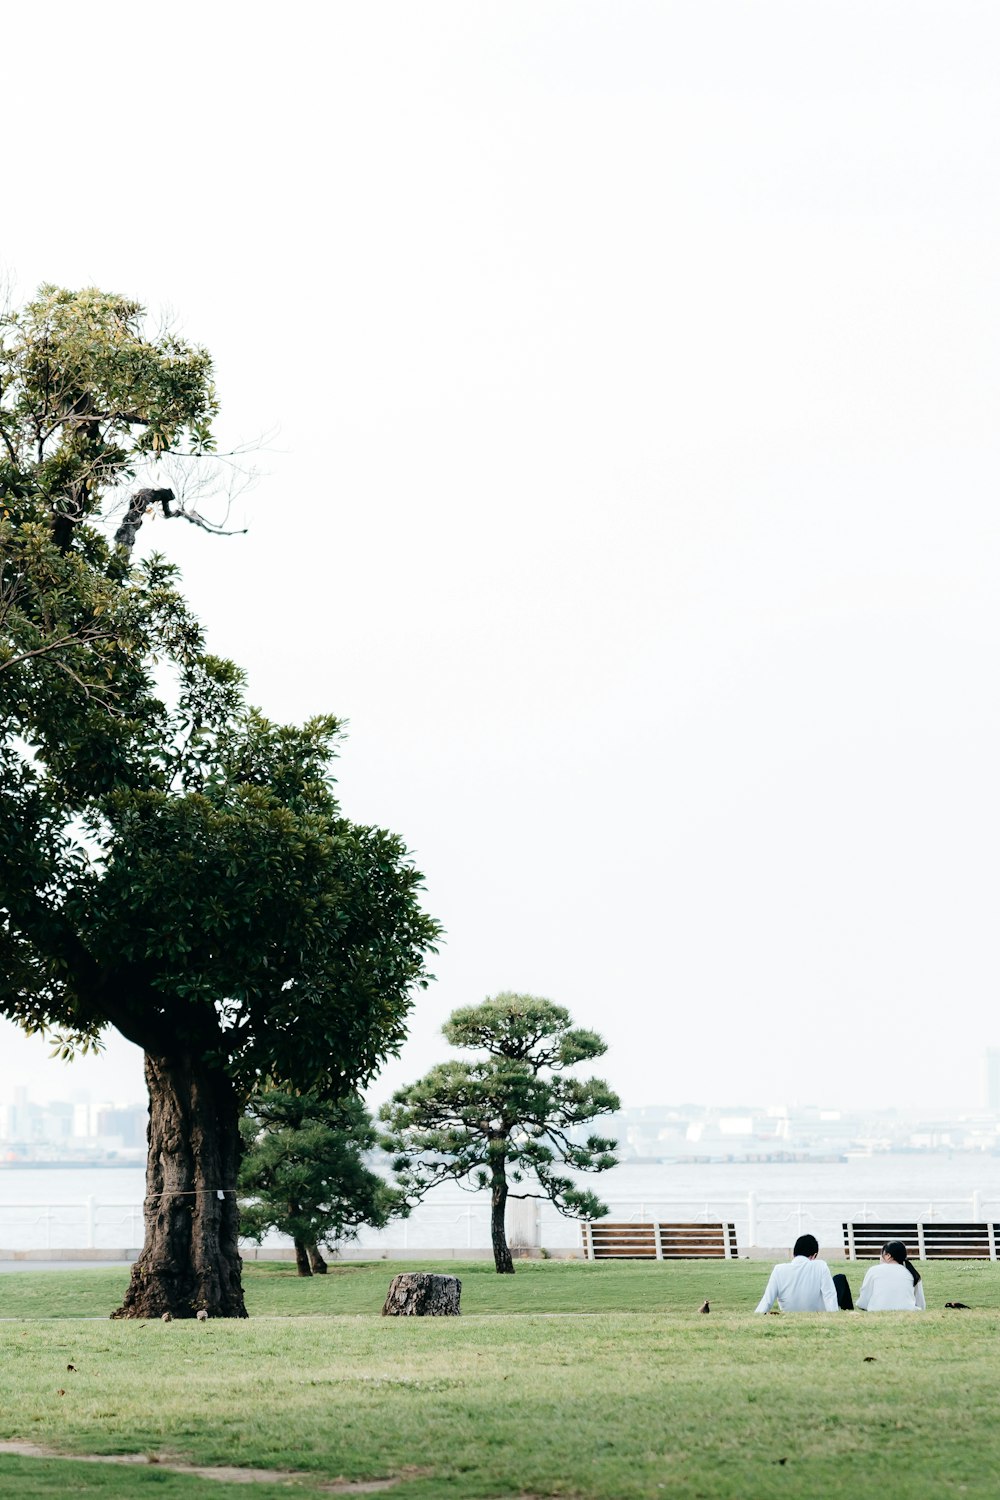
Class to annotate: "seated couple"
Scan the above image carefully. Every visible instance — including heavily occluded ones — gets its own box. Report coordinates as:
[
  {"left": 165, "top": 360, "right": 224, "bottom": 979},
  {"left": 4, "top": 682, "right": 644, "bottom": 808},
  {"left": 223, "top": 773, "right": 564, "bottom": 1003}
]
[{"left": 755, "top": 1234, "right": 925, "bottom": 1313}]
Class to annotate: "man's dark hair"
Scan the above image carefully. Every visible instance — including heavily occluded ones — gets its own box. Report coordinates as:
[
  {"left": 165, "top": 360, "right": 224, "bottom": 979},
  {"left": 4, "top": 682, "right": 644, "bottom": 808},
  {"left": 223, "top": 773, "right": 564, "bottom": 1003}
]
[{"left": 793, "top": 1233, "right": 819, "bottom": 1258}]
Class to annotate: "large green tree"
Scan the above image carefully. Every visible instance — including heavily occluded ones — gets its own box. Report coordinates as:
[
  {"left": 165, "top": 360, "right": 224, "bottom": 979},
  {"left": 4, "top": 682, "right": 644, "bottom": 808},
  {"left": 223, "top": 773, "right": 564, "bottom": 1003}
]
[
  {"left": 380, "top": 993, "right": 619, "bottom": 1274},
  {"left": 1, "top": 286, "right": 439, "bottom": 1317},
  {"left": 239, "top": 1088, "right": 406, "bottom": 1276}
]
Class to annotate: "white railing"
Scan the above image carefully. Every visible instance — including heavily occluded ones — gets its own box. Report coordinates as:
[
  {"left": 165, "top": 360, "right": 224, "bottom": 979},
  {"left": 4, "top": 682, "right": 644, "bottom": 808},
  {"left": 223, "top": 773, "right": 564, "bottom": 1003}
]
[
  {"left": 577, "top": 1194, "right": 1000, "bottom": 1253},
  {"left": 1, "top": 1191, "right": 998, "bottom": 1253},
  {"left": 0, "top": 1198, "right": 145, "bottom": 1251},
  {"left": 0, "top": 1197, "right": 498, "bottom": 1253}
]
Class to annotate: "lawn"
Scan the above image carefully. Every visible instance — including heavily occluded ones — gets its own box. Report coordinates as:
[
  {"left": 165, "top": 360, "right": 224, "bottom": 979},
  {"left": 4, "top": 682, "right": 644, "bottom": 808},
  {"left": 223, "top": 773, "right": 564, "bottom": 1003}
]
[{"left": 1, "top": 1259, "right": 998, "bottom": 1499}]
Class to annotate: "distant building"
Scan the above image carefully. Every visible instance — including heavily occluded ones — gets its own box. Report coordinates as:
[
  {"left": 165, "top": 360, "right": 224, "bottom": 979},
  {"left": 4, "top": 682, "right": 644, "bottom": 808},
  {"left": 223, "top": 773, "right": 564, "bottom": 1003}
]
[
  {"left": 0, "top": 1090, "right": 147, "bottom": 1159},
  {"left": 94, "top": 1105, "right": 146, "bottom": 1150}
]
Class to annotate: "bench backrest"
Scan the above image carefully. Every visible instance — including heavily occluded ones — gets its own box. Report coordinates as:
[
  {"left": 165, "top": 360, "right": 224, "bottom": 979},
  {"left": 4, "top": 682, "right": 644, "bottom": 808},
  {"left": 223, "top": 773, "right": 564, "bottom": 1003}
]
[
  {"left": 843, "top": 1221, "right": 999, "bottom": 1259},
  {"left": 582, "top": 1220, "right": 738, "bottom": 1260}
]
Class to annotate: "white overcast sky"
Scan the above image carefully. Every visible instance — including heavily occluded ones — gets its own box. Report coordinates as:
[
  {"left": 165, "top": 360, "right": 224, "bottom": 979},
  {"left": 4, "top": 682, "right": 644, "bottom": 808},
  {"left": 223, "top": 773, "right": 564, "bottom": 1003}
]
[{"left": 3, "top": 1, "right": 999, "bottom": 1113}]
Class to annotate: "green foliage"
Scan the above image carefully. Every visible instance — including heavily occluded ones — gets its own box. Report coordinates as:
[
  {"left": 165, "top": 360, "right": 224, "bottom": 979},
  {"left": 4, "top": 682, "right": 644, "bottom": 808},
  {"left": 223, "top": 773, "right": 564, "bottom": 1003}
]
[
  {"left": 0, "top": 284, "right": 218, "bottom": 511},
  {"left": 0, "top": 284, "right": 215, "bottom": 811},
  {"left": 380, "top": 992, "right": 620, "bottom": 1229},
  {"left": 0, "top": 285, "right": 440, "bottom": 1097},
  {"left": 3, "top": 614, "right": 438, "bottom": 1092},
  {"left": 239, "top": 1089, "right": 406, "bottom": 1252}
]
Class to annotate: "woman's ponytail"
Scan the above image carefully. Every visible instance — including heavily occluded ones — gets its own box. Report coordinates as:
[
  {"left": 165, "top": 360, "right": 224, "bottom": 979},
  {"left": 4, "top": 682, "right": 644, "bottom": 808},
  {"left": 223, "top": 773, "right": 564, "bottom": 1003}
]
[{"left": 883, "top": 1240, "right": 921, "bottom": 1286}]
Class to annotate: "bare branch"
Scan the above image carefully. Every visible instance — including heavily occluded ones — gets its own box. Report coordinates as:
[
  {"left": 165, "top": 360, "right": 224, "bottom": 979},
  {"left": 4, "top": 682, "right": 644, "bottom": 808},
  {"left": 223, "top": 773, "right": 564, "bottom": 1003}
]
[
  {"left": 48, "top": 655, "right": 122, "bottom": 713},
  {"left": 0, "top": 420, "right": 18, "bottom": 466},
  {"left": 163, "top": 501, "right": 248, "bottom": 539}
]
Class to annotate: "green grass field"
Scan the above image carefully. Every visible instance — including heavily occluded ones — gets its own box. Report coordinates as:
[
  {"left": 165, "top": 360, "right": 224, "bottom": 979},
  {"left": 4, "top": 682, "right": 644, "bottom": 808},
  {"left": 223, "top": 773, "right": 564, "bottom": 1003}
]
[{"left": 1, "top": 1258, "right": 999, "bottom": 1499}]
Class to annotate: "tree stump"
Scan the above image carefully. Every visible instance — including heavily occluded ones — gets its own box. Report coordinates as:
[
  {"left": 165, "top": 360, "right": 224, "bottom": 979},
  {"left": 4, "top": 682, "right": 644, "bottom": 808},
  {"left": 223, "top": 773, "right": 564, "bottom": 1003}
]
[{"left": 381, "top": 1273, "right": 461, "bottom": 1316}]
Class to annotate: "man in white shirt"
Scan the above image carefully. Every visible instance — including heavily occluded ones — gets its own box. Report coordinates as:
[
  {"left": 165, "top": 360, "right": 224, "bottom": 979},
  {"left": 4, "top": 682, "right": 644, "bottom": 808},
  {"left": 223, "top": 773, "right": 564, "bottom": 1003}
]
[{"left": 755, "top": 1234, "right": 840, "bottom": 1313}]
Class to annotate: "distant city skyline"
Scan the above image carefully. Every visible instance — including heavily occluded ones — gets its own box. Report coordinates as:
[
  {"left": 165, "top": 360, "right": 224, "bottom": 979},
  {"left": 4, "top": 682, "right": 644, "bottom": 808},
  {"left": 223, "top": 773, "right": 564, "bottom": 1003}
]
[
  {"left": 4, "top": 1088, "right": 1000, "bottom": 1169},
  {"left": 5, "top": 1034, "right": 1000, "bottom": 1121}
]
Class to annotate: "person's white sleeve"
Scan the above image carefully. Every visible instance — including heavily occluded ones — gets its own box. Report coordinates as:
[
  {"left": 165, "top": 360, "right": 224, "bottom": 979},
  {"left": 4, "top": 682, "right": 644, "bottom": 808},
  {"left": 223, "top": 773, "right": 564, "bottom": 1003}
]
[
  {"left": 755, "top": 1269, "right": 780, "bottom": 1314},
  {"left": 819, "top": 1262, "right": 838, "bottom": 1311},
  {"left": 914, "top": 1280, "right": 926, "bottom": 1310},
  {"left": 857, "top": 1267, "right": 873, "bottom": 1310}
]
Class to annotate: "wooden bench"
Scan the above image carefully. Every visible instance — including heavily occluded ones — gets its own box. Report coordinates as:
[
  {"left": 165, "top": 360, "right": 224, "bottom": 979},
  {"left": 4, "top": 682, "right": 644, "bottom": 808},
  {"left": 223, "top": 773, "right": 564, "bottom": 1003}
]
[
  {"left": 843, "top": 1221, "right": 1000, "bottom": 1260},
  {"left": 582, "top": 1221, "right": 738, "bottom": 1260}
]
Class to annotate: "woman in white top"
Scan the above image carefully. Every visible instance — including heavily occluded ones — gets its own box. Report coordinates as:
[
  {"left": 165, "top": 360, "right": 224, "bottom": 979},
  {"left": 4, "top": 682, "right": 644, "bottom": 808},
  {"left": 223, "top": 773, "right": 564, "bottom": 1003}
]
[{"left": 857, "top": 1240, "right": 926, "bottom": 1311}]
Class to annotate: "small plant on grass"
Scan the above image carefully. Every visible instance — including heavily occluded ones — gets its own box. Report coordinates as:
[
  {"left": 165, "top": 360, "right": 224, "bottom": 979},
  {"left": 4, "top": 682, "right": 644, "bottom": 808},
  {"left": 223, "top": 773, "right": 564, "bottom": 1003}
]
[{"left": 380, "top": 992, "right": 619, "bottom": 1274}]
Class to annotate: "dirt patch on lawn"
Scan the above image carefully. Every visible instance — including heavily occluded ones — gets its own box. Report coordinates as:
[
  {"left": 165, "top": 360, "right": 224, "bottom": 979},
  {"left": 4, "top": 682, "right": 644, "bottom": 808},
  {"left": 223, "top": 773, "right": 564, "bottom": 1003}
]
[{"left": 0, "top": 1440, "right": 402, "bottom": 1490}]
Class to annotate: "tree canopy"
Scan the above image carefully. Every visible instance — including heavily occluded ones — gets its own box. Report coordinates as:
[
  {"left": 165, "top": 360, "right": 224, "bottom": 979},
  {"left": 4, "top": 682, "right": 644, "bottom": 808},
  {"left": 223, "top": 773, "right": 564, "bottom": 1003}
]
[{"left": 380, "top": 993, "right": 619, "bottom": 1273}]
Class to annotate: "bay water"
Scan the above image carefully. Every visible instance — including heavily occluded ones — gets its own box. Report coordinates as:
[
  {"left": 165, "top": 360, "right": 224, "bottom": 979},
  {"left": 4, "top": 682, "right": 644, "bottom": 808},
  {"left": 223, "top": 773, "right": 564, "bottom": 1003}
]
[{"left": 2, "top": 1154, "right": 999, "bottom": 1254}]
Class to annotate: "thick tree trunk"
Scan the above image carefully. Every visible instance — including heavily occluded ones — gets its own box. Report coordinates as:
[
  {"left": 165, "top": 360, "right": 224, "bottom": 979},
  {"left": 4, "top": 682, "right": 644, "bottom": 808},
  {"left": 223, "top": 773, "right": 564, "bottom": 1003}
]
[
  {"left": 491, "top": 1172, "right": 514, "bottom": 1275},
  {"left": 112, "top": 1053, "right": 247, "bottom": 1319},
  {"left": 293, "top": 1238, "right": 312, "bottom": 1277},
  {"left": 307, "top": 1242, "right": 328, "bottom": 1274}
]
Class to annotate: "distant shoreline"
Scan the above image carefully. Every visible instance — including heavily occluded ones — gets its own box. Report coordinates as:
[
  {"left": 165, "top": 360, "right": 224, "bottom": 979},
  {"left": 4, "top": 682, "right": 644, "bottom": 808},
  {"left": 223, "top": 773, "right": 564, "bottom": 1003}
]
[{"left": 0, "top": 1160, "right": 144, "bottom": 1170}]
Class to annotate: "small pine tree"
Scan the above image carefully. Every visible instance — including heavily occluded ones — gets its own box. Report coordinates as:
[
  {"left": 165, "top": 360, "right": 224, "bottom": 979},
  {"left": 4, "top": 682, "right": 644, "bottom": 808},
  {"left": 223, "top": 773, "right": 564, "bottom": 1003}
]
[
  {"left": 379, "top": 993, "right": 619, "bottom": 1273},
  {"left": 239, "top": 1089, "right": 405, "bottom": 1275}
]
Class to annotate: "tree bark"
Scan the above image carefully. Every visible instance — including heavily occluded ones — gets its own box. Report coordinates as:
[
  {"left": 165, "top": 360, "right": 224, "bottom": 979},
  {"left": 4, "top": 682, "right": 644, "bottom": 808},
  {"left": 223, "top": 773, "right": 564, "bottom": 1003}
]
[
  {"left": 293, "top": 1238, "right": 312, "bottom": 1277},
  {"left": 112, "top": 1053, "right": 247, "bottom": 1319},
  {"left": 307, "top": 1242, "right": 328, "bottom": 1274},
  {"left": 113, "top": 487, "right": 175, "bottom": 554},
  {"left": 491, "top": 1169, "right": 514, "bottom": 1275},
  {"left": 382, "top": 1273, "right": 461, "bottom": 1316}
]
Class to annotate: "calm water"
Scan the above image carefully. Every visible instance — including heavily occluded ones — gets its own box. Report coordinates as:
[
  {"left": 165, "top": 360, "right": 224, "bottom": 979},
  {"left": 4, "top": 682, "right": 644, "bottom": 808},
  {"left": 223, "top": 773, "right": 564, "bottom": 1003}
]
[
  {"left": 2, "top": 1155, "right": 999, "bottom": 1252},
  {"left": 605, "top": 1153, "right": 1000, "bottom": 1205}
]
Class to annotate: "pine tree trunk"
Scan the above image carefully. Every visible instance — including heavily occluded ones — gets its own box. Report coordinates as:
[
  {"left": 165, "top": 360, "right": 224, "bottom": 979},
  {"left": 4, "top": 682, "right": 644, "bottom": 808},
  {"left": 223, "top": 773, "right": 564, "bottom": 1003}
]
[
  {"left": 491, "top": 1171, "right": 514, "bottom": 1275},
  {"left": 293, "top": 1238, "right": 313, "bottom": 1276},
  {"left": 112, "top": 1053, "right": 247, "bottom": 1319},
  {"left": 307, "top": 1243, "right": 328, "bottom": 1274}
]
